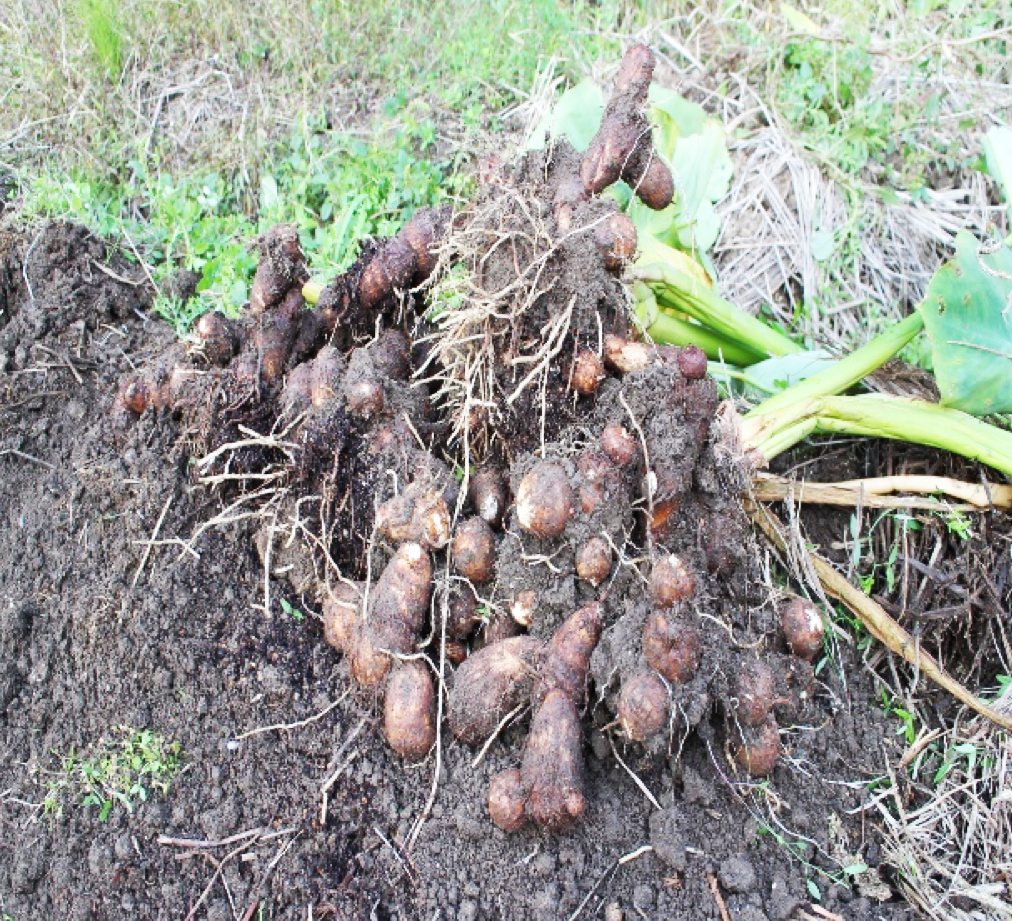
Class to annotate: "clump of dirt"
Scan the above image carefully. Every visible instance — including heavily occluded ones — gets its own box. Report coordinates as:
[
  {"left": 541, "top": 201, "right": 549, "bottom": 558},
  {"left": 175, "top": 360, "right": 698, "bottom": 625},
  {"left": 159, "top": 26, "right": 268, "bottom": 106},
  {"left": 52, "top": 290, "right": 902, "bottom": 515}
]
[{"left": 0, "top": 51, "right": 924, "bottom": 921}]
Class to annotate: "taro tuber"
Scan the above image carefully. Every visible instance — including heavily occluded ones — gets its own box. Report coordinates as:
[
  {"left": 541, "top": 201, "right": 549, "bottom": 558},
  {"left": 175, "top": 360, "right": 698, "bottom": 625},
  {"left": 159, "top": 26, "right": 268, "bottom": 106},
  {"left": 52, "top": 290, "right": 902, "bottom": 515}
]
[
  {"left": 649, "top": 554, "right": 696, "bottom": 609},
  {"left": 516, "top": 461, "right": 575, "bottom": 539},
  {"left": 488, "top": 768, "right": 528, "bottom": 832},
  {"left": 468, "top": 469, "right": 508, "bottom": 530},
  {"left": 729, "top": 660, "right": 775, "bottom": 728},
  {"left": 384, "top": 661, "right": 436, "bottom": 762},
  {"left": 732, "top": 717, "right": 781, "bottom": 777},
  {"left": 522, "top": 689, "right": 587, "bottom": 830},
  {"left": 618, "top": 669, "right": 670, "bottom": 742},
  {"left": 575, "top": 536, "right": 612, "bottom": 586},
  {"left": 642, "top": 610, "right": 700, "bottom": 684},
  {"left": 452, "top": 517, "right": 497, "bottom": 583},
  {"left": 348, "top": 542, "right": 432, "bottom": 687},
  {"left": 448, "top": 636, "right": 543, "bottom": 745},
  {"left": 780, "top": 596, "right": 825, "bottom": 661},
  {"left": 580, "top": 44, "right": 674, "bottom": 210},
  {"left": 534, "top": 602, "right": 603, "bottom": 707},
  {"left": 376, "top": 481, "right": 452, "bottom": 549},
  {"left": 568, "top": 350, "right": 606, "bottom": 396}
]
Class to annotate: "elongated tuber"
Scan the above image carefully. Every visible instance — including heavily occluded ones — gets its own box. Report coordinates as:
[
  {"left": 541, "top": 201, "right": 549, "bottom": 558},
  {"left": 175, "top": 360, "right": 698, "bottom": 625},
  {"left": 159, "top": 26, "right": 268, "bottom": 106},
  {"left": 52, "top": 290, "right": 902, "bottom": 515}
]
[
  {"left": 384, "top": 661, "right": 436, "bottom": 762},
  {"left": 534, "top": 602, "right": 603, "bottom": 707},
  {"left": 522, "top": 689, "right": 586, "bottom": 830}
]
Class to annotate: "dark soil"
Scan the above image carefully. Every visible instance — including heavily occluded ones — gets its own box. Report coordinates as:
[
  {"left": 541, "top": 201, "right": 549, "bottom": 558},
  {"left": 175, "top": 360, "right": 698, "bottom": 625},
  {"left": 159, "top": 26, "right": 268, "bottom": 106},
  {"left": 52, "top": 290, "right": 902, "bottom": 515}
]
[{"left": 0, "top": 223, "right": 919, "bottom": 921}]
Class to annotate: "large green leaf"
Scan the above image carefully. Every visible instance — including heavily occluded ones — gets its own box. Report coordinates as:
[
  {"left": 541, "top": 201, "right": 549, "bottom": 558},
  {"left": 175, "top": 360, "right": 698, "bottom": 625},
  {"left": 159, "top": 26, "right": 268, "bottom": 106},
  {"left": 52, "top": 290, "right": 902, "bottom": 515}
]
[
  {"left": 523, "top": 79, "right": 604, "bottom": 152},
  {"left": 637, "top": 86, "right": 733, "bottom": 254},
  {"left": 917, "top": 230, "right": 1012, "bottom": 415},
  {"left": 983, "top": 125, "right": 1012, "bottom": 222}
]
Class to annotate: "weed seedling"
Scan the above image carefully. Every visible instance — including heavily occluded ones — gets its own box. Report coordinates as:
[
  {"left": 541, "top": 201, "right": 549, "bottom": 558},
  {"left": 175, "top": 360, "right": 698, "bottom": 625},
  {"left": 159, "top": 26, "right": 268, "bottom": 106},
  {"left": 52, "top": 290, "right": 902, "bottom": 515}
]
[{"left": 40, "top": 727, "right": 182, "bottom": 822}]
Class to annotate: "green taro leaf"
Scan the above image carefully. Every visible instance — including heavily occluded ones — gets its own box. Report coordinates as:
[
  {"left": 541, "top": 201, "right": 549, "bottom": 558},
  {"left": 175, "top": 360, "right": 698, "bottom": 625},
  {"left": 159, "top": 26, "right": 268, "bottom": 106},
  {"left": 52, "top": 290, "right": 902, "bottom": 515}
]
[
  {"left": 917, "top": 230, "right": 1012, "bottom": 415},
  {"left": 983, "top": 125, "right": 1012, "bottom": 221},
  {"left": 523, "top": 78, "right": 604, "bottom": 153}
]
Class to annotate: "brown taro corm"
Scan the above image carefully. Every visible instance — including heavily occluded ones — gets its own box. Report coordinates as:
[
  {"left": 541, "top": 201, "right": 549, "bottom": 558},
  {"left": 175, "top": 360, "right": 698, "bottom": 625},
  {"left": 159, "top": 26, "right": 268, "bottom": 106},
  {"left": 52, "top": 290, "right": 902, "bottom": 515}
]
[
  {"left": 522, "top": 689, "right": 587, "bottom": 830},
  {"left": 580, "top": 44, "right": 674, "bottom": 210},
  {"left": 347, "top": 542, "right": 432, "bottom": 688},
  {"left": 515, "top": 461, "right": 575, "bottom": 539},
  {"left": 384, "top": 661, "right": 437, "bottom": 762},
  {"left": 780, "top": 596, "right": 825, "bottom": 661},
  {"left": 732, "top": 717, "right": 781, "bottom": 777},
  {"left": 448, "top": 636, "right": 544, "bottom": 745},
  {"left": 452, "top": 517, "right": 497, "bottom": 583},
  {"left": 618, "top": 669, "right": 670, "bottom": 742}
]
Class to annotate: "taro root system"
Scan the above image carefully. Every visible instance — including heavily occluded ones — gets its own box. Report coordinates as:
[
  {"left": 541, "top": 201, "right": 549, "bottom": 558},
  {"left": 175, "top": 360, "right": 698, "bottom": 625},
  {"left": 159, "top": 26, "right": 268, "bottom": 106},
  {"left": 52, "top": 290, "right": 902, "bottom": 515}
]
[{"left": 117, "top": 44, "right": 945, "bottom": 835}]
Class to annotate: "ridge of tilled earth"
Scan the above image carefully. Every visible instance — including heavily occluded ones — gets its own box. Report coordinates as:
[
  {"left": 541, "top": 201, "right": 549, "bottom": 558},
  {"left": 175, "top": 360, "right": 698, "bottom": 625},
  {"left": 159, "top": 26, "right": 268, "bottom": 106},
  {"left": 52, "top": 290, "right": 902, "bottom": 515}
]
[{"left": 0, "top": 223, "right": 911, "bottom": 920}]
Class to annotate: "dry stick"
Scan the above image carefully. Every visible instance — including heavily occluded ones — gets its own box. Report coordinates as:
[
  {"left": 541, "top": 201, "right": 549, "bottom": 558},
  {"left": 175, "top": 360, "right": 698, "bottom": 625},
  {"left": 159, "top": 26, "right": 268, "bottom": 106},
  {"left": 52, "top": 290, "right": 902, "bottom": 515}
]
[
  {"left": 407, "top": 565, "right": 451, "bottom": 853},
  {"left": 706, "top": 871, "right": 733, "bottom": 921},
  {"left": 747, "top": 501, "right": 1012, "bottom": 733},
  {"left": 0, "top": 448, "right": 56, "bottom": 470},
  {"left": 752, "top": 472, "right": 1012, "bottom": 511},
  {"left": 471, "top": 703, "right": 528, "bottom": 768},
  {"left": 232, "top": 690, "right": 351, "bottom": 742},
  {"left": 132, "top": 493, "right": 173, "bottom": 588},
  {"left": 157, "top": 826, "right": 297, "bottom": 850}
]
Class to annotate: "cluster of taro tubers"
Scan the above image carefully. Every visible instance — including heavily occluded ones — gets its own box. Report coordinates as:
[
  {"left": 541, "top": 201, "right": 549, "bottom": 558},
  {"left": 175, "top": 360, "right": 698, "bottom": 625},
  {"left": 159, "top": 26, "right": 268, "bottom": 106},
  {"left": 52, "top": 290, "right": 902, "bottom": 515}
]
[{"left": 116, "top": 44, "right": 826, "bottom": 833}]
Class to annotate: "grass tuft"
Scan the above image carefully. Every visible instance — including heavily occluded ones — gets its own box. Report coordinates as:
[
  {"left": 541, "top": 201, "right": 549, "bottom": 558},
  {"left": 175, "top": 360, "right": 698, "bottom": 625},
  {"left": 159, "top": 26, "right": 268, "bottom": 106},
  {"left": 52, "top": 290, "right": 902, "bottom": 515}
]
[{"left": 75, "top": 0, "right": 125, "bottom": 76}]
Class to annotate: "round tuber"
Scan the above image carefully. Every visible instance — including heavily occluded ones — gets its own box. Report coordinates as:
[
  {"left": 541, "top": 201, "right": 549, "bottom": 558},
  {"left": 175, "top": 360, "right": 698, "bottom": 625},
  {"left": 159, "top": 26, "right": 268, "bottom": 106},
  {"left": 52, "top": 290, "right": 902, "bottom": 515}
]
[
  {"left": 676, "top": 345, "right": 708, "bottom": 381},
  {"left": 780, "top": 597, "right": 825, "bottom": 660},
  {"left": 575, "top": 537, "right": 613, "bottom": 587},
  {"left": 642, "top": 611, "right": 700, "bottom": 684},
  {"left": 649, "top": 554, "right": 696, "bottom": 609},
  {"left": 600, "top": 424, "right": 637, "bottom": 467},
  {"left": 452, "top": 517, "right": 497, "bottom": 583},
  {"left": 732, "top": 717, "right": 781, "bottom": 777},
  {"left": 568, "top": 350, "right": 606, "bottom": 396},
  {"left": 468, "top": 468, "right": 508, "bottom": 530},
  {"left": 448, "top": 636, "right": 544, "bottom": 745},
  {"left": 618, "top": 670, "right": 670, "bottom": 742},
  {"left": 594, "top": 212, "right": 638, "bottom": 273},
  {"left": 730, "top": 660, "right": 775, "bottom": 728},
  {"left": 516, "top": 461, "right": 575, "bottom": 539},
  {"left": 487, "top": 768, "right": 528, "bottom": 833}
]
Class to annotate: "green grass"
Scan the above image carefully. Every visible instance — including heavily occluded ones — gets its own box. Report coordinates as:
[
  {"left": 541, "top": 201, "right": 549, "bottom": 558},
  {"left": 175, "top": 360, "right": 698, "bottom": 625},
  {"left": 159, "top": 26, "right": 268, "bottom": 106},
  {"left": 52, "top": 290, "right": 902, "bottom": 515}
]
[
  {"left": 20, "top": 117, "right": 459, "bottom": 330},
  {"left": 75, "top": 0, "right": 125, "bottom": 75},
  {"left": 4, "top": 0, "right": 1007, "bottom": 342},
  {"left": 5, "top": 0, "right": 654, "bottom": 331},
  {"left": 40, "top": 727, "right": 183, "bottom": 823}
]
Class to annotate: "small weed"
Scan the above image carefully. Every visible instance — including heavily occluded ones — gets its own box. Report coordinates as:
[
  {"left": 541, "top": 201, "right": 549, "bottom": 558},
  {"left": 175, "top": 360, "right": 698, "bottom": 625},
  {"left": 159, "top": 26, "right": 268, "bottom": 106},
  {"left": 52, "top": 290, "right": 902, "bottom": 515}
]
[
  {"left": 879, "top": 690, "right": 918, "bottom": 745},
  {"left": 280, "top": 598, "right": 305, "bottom": 623},
  {"left": 41, "top": 727, "right": 182, "bottom": 822},
  {"left": 150, "top": 294, "right": 209, "bottom": 338}
]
